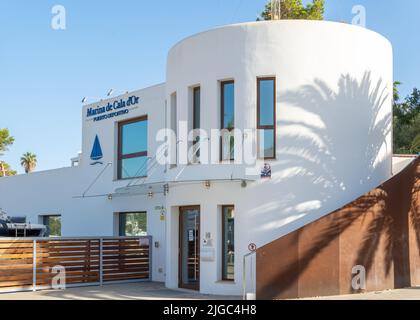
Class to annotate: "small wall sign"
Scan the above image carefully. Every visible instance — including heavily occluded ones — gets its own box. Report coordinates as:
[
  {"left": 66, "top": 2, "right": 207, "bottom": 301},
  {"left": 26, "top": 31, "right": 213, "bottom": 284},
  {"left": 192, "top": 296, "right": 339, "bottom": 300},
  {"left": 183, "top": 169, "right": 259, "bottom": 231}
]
[
  {"left": 90, "top": 135, "right": 103, "bottom": 165},
  {"left": 261, "top": 163, "right": 272, "bottom": 179},
  {"left": 86, "top": 95, "right": 140, "bottom": 122},
  {"left": 248, "top": 243, "right": 257, "bottom": 252}
]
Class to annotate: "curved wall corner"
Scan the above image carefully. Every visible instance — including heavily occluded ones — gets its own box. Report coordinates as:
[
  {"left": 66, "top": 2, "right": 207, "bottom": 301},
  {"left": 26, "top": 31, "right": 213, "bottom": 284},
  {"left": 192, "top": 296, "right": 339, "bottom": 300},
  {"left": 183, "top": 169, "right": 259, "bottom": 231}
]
[
  {"left": 256, "top": 157, "right": 420, "bottom": 300},
  {"left": 165, "top": 20, "right": 394, "bottom": 249}
]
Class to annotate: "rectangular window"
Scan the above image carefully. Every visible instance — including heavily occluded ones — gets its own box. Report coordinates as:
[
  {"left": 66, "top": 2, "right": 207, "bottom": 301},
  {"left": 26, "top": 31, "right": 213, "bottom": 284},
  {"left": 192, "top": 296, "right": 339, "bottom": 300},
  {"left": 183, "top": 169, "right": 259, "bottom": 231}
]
[
  {"left": 193, "top": 87, "right": 201, "bottom": 131},
  {"left": 42, "top": 215, "right": 62, "bottom": 237},
  {"left": 118, "top": 116, "right": 148, "bottom": 179},
  {"left": 192, "top": 87, "right": 201, "bottom": 161},
  {"left": 119, "top": 212, "right": 147, "bottom": 236},
  {"left": 170, "top": 92, "right": 177, "bottom": 168},
  {"left": 257, "top": 78, "right": 276, "bottom": 159},
  {"left": 222, "top": 206, "right": 235, "bottom": 281},
  {"left": 221, "top": 81, "right": 235, "bottom": 161}
]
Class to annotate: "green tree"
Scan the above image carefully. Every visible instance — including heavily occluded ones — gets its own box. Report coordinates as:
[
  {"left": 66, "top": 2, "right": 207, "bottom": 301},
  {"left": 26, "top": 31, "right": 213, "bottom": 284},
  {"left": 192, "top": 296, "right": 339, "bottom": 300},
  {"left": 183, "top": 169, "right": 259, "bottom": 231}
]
[
  {"left": 393, "top": 85, "right": 420, "bottom": 154},
  {"left": 258, "top": 0, "right": 325, "bottom": 21},
  {"left": 20, "top": 152, "right": 37, "bottom": 174},
  {"left": 0, "top": 161, "right": 16, "bottom": 177},
  {"left": 0, "top": 128, "right": 16, "bottom": 177},
  {"left": 0, "top": 129, "right": 14, "bottom": 156}
]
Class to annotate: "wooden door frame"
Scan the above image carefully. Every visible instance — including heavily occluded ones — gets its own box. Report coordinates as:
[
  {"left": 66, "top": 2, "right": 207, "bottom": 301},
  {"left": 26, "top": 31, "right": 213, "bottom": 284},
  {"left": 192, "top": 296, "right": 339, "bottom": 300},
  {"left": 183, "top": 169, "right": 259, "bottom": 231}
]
[{"left": 178, "top": 206, "right": 200, "bottom": 291}]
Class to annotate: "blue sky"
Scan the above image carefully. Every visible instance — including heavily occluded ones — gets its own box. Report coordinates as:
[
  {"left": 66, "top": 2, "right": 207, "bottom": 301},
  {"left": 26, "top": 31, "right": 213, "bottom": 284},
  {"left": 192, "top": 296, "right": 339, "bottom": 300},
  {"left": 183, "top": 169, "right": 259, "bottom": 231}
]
[{"left": 0, "top": 0, "right": 419, "bottom": 173}]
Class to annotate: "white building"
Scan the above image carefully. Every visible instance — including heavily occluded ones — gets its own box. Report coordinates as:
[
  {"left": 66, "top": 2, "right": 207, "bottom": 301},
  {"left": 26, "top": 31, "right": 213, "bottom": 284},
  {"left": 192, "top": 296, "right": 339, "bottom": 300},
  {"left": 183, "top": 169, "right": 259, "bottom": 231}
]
[{"left": 0, "top": 20, "right": 393, "bottom": 296}]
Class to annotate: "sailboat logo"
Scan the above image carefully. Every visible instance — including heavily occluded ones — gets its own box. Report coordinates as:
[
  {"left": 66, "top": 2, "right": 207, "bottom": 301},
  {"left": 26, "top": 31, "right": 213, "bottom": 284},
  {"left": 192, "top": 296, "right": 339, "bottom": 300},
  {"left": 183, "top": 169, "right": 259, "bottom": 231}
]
[{"left": 90, "top": 135, "right": 103, "bottom": 165}]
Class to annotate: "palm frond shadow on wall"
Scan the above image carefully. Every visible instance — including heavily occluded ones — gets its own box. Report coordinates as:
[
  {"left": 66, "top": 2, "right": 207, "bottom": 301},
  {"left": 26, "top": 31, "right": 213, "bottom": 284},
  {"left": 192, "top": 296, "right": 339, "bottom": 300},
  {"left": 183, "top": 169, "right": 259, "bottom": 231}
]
[{"left": 255, "top": 72, "right": 420, "bottom": 299}]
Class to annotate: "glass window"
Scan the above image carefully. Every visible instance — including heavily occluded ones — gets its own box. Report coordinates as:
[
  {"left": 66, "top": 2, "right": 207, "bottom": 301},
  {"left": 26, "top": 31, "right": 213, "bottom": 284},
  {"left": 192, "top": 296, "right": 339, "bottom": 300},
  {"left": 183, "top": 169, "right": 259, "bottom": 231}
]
[
  {"left": 258, "top": 129, "right": 275, "bottom": 159},
  {"left": 170, "top": 92, "right": 177, "bottom": 167},
  {"left": 119, "top": 212, "right": 147, "bottom": 236},
  {"left": 192, "top": 87, "right": 201, "bottom": 161},
  {"left": 121, "top": 120, "right": 147, "bottom": 155},
  {"left": 257, "top": 78, "right": 276, "bottom": 159},
  {"left": 118, "top": 116, "right": 148, "bottom": 179},
  {"left": 120, "top": 157, "right": 148, "bottom": 179},
  {"left": 222, "top": 206, "right": 235, "bottom": 281},
  {"left": 221, "top": 81, "right": 235, "bottom": 161},
  {"left": 43, "top": 215, "right": 62, "bottom": 237},
  {"left": 193, "top": 87, "right": 200, "bottom": 130}
]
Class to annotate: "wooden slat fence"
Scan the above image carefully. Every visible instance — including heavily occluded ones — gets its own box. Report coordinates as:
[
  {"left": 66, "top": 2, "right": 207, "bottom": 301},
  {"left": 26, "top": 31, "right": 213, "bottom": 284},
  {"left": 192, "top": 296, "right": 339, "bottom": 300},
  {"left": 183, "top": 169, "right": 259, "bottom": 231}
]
[{"left": 0, "top": 236, "right": 152, "bottom": 293}]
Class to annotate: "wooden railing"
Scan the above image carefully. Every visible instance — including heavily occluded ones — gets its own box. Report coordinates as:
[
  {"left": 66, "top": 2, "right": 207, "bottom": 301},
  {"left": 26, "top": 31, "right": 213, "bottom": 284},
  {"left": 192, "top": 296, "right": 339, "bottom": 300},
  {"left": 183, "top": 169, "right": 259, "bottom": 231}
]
[{"left": 0, "top": 236, "right": 152, "bottom": 293}]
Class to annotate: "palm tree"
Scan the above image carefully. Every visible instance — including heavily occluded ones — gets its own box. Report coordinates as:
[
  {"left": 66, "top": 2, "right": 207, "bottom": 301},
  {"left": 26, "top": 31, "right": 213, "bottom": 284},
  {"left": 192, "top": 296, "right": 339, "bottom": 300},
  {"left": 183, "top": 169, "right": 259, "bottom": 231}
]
[{"left": 20, "top": 152, "right": 37, "bottom": 174}]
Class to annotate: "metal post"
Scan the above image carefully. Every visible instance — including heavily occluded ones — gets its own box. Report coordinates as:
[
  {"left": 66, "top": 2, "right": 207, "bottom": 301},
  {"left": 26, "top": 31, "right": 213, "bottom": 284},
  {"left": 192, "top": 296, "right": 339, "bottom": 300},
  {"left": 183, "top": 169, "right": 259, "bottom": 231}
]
[
  {"left": 99, "top": 238, "right": 103, "bottom": 286},
  {"left": 242, "top": 251, "right": 256, "bottom": 300},
  {"left": 32, "top": 240, "right": 37, "bottom": 292},
  {"left": 242, "top": 253, "right": 247, "bottom": 300},
  {"left": 148, "top": 236, "right": 153, "bottom": 281}
]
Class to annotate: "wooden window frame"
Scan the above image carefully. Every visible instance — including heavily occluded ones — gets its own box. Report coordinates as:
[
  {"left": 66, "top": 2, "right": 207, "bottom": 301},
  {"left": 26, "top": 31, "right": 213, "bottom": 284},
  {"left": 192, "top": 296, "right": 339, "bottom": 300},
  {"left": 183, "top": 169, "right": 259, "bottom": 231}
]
[
  {"left": 117, "top": 115, "right": 148, "bottom": 180},
  {"left": 221, "top": 205, "right": 235, "bottom": 281},
  {"left": 257, "top": 77, "right": 276, "bottom": 160},
  {"left": 220, "top": 80, "right": 235, "bottom": 162}
]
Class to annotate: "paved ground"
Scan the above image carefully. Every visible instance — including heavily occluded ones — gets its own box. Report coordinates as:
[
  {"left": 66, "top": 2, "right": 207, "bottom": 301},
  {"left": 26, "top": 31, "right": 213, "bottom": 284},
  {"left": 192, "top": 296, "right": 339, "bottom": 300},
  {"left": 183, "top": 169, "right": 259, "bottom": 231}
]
[
  {"left": 0, "top": 282, "right": 240, "bottom": 300},
  {"left": 301, "top": 288, "right": 420, "bottom": 300},
  {"left": 2, "top": 282, "right": 420, "bottom": 300}
]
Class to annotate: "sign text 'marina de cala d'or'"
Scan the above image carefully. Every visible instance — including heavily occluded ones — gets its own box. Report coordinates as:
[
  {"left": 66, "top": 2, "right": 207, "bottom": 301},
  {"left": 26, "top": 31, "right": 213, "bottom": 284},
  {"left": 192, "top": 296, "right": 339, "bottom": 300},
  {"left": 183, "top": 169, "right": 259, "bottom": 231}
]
[{"left": 86, "top": 95, "right": 140, "bottom": 122}]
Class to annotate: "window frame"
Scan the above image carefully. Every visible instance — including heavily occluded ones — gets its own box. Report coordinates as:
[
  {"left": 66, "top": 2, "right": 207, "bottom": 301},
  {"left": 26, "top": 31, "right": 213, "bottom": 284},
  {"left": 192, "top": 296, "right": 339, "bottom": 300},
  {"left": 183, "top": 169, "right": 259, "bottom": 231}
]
[
  {"left": 170, "top": 92, "right": 177, "bottom": 169},
  {"left": 117, "top": 115, "right": 148, "bottom": 180},
  {"left": 118, "top": 211, "right": 148, "bottom": 237},
  {"left": 192, "top": 86, "right": 201, "bottom": 131},
  {"left": 257, "top": 77, "right": 276, "bottom": 160},
  {"left": 221, "top": 205, "right": 235, "bottom": 281},
  {"left": 220, "top": 80, "right": 235, "bottom": 162},
  {"left": 42, "top": 215, "right": 62, "bottom": 237},
  {"left": 192, "top": 86, "right": 201, "bottom": 162}
]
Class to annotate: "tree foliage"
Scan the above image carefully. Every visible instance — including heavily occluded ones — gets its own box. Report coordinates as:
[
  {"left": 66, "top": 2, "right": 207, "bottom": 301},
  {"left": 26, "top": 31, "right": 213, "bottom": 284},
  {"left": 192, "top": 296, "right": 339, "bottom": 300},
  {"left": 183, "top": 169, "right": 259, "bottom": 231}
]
[
  {"left": 0, "top": 128, "right": 16, "bottom": 177},
  {"left": 20, "top": 152, "right": 37, "bottom": 174},
  {"left": 0, "top": 129, "right": 14, "bottom": 156},
  {"left": 258, "top": 0, "right": 325, "bottom": 21},
  {"left": 393, "top": 84, "right": 420, "bottom": 154},
  {"left": 0, "top": 161, "right": 16, "bottom": 177}
]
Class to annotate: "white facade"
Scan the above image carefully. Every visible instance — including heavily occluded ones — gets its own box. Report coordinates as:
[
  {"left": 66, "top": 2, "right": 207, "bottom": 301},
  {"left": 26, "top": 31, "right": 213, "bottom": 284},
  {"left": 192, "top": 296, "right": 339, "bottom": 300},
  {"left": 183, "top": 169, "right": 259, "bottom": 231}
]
[{"left": 0, "top": 21, "right": 393, "bottom": 295}]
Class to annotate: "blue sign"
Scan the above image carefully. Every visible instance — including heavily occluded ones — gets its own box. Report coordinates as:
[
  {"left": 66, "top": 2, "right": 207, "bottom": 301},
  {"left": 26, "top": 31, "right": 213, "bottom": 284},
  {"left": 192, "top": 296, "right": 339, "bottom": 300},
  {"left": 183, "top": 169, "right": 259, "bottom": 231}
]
[
  {"left": 90, "top": 135, "right": 103, "bottom": 165},
  {"left": 86, "top": 96, "right": 140, "bottom": 122}
]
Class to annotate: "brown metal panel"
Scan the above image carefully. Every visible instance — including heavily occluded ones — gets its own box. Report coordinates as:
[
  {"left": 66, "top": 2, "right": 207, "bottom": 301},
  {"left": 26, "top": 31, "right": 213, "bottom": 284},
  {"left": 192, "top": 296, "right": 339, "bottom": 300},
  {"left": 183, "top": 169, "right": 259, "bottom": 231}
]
[
  {"left": 298, "top": 214, "right": 340, "bottom": 298},
  {"left": 256, "top": 231, "right": 299, "bottom": 299},
  {"left": 257, "top": 157, "right": 420, "bottom": 299}
]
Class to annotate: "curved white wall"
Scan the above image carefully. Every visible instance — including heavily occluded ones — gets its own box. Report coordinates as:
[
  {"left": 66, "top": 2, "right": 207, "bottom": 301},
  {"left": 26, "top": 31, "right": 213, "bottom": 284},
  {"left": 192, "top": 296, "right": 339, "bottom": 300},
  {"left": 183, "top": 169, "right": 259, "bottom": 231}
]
[
  {"left": 166, "top": 20, "right": 393, "bottom": 185},
  {"left": 165, "top": 20, "right": 393, "bottom": 294}
]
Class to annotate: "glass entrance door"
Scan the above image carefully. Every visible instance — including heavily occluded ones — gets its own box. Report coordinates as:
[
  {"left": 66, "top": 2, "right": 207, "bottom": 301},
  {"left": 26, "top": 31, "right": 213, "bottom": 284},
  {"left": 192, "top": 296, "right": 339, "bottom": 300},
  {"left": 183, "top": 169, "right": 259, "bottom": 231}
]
[{"left": 179, "top": 206, "right": 200, "bottom": 290}]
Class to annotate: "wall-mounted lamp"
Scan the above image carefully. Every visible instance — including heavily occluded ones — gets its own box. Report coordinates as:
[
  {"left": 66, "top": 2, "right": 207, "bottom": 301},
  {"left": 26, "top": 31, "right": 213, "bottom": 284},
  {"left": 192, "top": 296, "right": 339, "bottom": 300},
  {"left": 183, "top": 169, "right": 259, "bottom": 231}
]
[
  {"left": 204, "top": 180, "right": 211, "bottom": 189},
  {"left": 107, "top": 194, "right": 113, "bottom": 200},
  {"left": 148, "top": 191, "right": 154, "bottom": 198},
  {"left": 241, "top": 180, "right": 247, "bottom": 188}
]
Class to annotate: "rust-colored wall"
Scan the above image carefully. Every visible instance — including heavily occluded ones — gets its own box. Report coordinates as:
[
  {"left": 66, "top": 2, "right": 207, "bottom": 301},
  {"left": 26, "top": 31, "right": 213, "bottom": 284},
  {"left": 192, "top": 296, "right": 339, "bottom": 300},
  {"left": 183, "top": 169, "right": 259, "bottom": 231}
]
[{"left": 257, "top": 157, "right": 420, "bottom": 299}]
